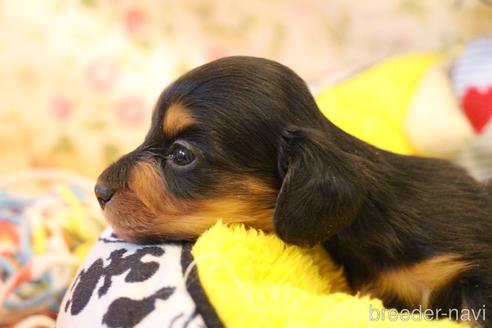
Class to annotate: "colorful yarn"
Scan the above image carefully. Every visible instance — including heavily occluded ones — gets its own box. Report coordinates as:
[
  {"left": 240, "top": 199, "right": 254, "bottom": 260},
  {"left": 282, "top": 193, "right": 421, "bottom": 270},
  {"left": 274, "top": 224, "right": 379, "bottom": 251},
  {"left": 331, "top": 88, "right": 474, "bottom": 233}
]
[{"left": 0, "top": 169, "right": 104, "bottom": 326}]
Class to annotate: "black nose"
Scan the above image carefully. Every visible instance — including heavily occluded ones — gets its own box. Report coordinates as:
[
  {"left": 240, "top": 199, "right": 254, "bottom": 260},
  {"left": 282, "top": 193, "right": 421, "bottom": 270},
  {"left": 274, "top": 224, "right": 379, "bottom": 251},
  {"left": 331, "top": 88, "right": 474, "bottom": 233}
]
[{"left": 95, "top": 184, "right": 115, "bottom": 209}]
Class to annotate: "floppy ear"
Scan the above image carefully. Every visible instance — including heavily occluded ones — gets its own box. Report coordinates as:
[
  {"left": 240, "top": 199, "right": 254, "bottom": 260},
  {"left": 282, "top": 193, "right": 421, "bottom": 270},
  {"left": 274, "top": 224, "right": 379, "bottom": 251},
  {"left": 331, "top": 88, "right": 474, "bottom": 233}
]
[{"left": 274, "top": 127, "right": 368, "bottom": 247}]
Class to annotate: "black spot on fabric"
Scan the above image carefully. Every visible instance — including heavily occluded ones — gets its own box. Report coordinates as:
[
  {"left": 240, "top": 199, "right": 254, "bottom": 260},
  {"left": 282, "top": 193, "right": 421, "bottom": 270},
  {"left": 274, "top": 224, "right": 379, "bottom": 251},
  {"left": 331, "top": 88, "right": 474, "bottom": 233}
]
[
  {"left": 183, "top": 308, "right": 200, "bottom": 328},
  {"left": 169, "top": 313, "right": 184, "bottom": 327},
  {"left": 64, "top": 299, "right": 71, "bottom": 313},
  {"left": 98, "top": 237, "right": 127, "bottom": 243},
  {"left": 67, "top": 246, "right": 165, "bottom": 315},
  {"left": 168, "top": 309, "right": 201, "bottom": 328},
  {"left": 70, "top": 258, "right": 105, "bottom": 315},
  {"left": 102, "top": 286, "right": 175, "bottom": 328},
  {"left": 99, "top": 232, "right": 126, "bottom": 243}
]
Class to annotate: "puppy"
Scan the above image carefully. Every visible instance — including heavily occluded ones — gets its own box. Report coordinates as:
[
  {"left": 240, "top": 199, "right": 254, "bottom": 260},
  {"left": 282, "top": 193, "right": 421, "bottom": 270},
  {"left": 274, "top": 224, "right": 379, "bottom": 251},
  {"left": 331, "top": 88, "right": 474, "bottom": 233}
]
[{"left": 96, "top": 56, "right": 492, "bottom": 326}]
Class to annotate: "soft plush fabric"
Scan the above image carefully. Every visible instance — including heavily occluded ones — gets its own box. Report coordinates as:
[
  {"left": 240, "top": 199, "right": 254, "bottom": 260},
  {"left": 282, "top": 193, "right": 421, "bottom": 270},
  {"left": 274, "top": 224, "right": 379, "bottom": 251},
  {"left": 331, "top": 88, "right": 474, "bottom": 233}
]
[
  {"left": 57, "top": 228, "right": 210, "bottom": 328},
  {"left": 316, "top": 53, "right": 440, "bottom": 155},
  {"left": 314, "top": 43, "right": 492, "bottom": 179},
  {"left": 405, "top": 63, "right": 473, "bottom": 158},
  {"left": 58, "top": 222, "right": 467, "bottom": 328}
]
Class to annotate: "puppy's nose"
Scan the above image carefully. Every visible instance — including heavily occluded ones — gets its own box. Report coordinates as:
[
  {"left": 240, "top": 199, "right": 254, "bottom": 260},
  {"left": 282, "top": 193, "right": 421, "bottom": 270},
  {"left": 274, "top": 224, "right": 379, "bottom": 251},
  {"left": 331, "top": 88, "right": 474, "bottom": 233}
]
[{"left": 95, "top": 184, "right": 115, "bottom": 209}]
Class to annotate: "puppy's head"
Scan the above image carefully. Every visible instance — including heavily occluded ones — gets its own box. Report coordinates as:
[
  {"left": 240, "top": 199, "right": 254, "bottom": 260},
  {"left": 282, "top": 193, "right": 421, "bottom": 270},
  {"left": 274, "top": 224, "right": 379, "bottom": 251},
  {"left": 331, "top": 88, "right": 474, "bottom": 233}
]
[{"left": 95, "top": 56, "right": 369, "bottom": 244}]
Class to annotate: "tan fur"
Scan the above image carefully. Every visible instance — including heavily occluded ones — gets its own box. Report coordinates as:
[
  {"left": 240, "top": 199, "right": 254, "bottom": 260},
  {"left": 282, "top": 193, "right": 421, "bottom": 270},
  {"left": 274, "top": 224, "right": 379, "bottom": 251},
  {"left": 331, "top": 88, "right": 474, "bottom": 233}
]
[
  {"left": 127, "top": 160, "right": 195, "bottom": 214},
  {"left": 360, "top": 254, "right": 472, "bottom": 308},
  {"left": 197, "top": 197, "right": 275, "bottom": 231},
  {"left": 151, "top": 198, "right": 274, "bottom": 240},
  {"left": 104, "top": 159, "right": 277, "bottom": 242},
  {"left": 162, "top": 103, "right": 196, "bottom": 137},
  {"left": 103, "top": 189, "right": 158, "bottom": 242}
]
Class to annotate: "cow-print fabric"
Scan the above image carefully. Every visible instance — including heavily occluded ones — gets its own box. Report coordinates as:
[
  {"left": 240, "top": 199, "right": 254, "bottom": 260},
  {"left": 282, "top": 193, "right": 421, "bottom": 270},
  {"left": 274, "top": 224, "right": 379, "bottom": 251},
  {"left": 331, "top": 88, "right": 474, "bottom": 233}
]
[{"left": 57, "top": 228, "right": 222, "bottom": 328}]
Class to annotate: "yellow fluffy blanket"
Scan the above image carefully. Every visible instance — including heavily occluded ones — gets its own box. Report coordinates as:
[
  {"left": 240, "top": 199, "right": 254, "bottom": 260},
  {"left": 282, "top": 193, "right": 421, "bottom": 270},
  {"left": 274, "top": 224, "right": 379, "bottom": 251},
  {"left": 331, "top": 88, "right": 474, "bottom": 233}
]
[{"left": 192, "top": 222, "right": 467, "bottom": 328}]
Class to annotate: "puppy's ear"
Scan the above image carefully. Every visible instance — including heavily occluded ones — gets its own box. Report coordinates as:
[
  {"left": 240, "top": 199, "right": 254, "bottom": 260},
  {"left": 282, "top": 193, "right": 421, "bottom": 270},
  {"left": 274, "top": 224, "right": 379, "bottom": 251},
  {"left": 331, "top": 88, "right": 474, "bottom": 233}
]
[{"left": 274, "top": 127, "right": 368, "bottom": 247}]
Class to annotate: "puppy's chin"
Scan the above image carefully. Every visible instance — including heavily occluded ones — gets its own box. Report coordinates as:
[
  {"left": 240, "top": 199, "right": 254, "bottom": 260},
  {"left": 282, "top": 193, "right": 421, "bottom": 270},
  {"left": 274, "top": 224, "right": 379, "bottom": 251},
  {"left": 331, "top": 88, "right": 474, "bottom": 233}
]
[
  {"left": 101, "top": 187, "right": 276, "bottom": 244},
  {"left": 102, "top": 189, "right": 209, "bottom": 243},
  {"left": 102, "top": 189, "right": 164, "bottom": 244}
]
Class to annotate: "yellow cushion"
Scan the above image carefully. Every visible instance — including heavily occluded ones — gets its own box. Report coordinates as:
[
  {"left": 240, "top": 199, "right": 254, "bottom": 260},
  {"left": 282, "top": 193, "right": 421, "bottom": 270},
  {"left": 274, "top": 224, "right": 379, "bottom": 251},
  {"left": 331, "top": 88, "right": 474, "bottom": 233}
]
[
  {"left": 192, "top": 222, "right": 465, "bottom": 328},
  {"left": 316, "top": 53, "right": 441, "bottom": 155}
]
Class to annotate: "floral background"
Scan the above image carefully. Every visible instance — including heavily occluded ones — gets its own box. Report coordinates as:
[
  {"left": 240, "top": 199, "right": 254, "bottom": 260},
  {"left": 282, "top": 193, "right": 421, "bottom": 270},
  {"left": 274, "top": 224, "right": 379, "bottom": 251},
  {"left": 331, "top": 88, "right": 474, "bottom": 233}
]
[{"left": 1, "top": 0, "right": 492, "bottom": 178}]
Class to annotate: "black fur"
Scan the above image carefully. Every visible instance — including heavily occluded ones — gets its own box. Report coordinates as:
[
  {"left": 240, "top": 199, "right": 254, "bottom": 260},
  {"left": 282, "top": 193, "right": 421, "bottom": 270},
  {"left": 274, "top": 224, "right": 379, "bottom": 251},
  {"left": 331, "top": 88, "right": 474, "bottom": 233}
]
[
  {"left": 277, "top": 122, "right": 492, "bottom": 324},
  {"left": 98, "top": 56, "right": 492, "bottom": 326}
]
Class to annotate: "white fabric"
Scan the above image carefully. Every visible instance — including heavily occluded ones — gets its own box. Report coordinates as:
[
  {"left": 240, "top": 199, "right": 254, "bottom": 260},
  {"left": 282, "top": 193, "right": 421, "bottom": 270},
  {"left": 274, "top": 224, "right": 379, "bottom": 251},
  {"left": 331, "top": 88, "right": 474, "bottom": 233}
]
[{"left": 56, "top": 228, "right": 205, "bottom": 328}]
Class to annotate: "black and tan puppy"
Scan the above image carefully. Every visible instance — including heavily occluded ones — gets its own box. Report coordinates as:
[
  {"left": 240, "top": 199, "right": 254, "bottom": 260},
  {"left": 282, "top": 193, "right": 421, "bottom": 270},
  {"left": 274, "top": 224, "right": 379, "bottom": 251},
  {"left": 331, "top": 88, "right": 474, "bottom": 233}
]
[{"left": 95, "top": 56, "right": 492, "bottom": 326}]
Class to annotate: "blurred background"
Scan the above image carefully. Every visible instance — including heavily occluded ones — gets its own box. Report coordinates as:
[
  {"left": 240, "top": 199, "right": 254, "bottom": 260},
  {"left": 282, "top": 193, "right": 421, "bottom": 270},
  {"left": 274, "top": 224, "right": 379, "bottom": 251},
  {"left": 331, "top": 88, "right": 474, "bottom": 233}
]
[
  {"left": 0, "top": 0, "right": 491, "bottom": 177},
  {"left": 1, "top": 0, "right": 492, "bottom": 326}
]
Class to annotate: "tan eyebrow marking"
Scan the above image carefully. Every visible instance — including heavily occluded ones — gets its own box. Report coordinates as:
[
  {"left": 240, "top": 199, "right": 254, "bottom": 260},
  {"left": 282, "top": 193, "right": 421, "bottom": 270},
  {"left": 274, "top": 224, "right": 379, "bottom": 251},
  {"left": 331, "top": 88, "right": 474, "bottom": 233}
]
[{"left": 162, "top": 103, "right": 196, "bottom": 137}]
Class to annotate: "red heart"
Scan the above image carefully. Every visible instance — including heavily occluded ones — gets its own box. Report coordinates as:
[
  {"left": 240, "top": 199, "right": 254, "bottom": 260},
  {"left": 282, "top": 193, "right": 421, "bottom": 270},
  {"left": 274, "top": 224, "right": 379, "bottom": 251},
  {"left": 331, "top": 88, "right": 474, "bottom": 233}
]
[{"left": 462, "top": 87, "right": 492, "bottom": 133}]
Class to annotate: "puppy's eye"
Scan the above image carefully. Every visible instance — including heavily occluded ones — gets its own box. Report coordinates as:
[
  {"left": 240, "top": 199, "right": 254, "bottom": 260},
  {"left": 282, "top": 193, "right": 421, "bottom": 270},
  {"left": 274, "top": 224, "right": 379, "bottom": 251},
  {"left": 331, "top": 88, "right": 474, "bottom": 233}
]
[{"left": 168, "top": 143, "right": 196, "bottom": 167}]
